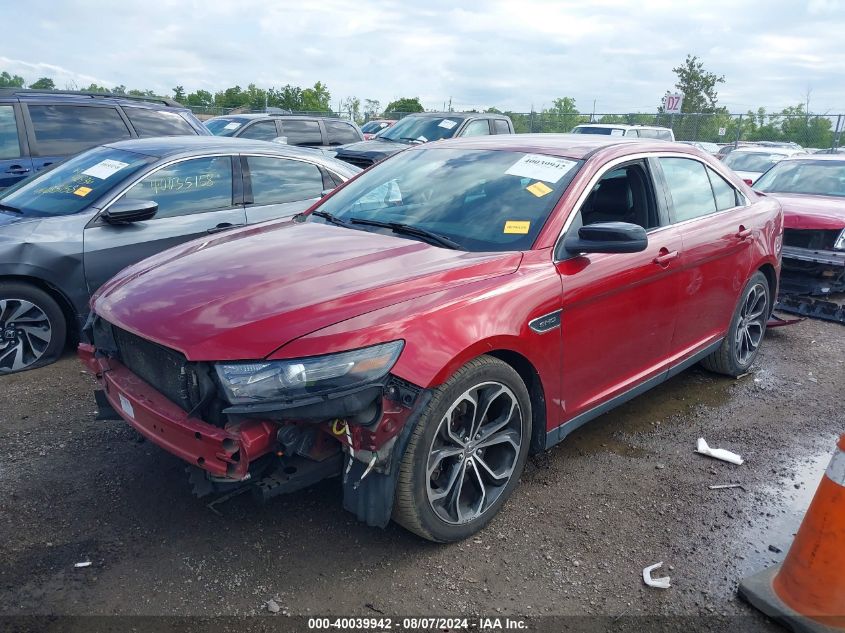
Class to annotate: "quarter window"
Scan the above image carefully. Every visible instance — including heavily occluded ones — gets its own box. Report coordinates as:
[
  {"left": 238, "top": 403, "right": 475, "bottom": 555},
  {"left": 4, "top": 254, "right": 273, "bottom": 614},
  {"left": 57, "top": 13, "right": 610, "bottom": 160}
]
[
  {"left": 0, "top": 105, "right": 20, "bottom": 159},
  {"left": 659, "top": 157, "right": 717, "bottom": 222},
  {"left": 279, "top": 120, "right": 322, "bottom": 146},
  {"left": 123, "top": 107, "right": 197, "bottom": 136},
  {"left": 492, "top": 119, "right": 511, "bottom": 134},
  {"left": 246, "top": 156, "right": 323, "bottom": 205},
  {"left": 121, "top": 156, "right": 233, "bottom": 219},
  {"left": 239, "top": 120, "right": 279, "bottom": 141},
  {"left": 27, "top": 105, "right": 131, "bottom": 155},
  {"left": 325, "top": 121, "right": 361, "bottom": 145},
  {"left": 706, "top": 167, "right": 742, "bottom": 211}
]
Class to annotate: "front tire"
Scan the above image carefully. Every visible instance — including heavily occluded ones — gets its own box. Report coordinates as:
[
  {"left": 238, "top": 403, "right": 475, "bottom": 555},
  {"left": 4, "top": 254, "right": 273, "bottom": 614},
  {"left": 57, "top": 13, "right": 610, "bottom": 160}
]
[
  {"left": 0, "top": 282, "right": 66, "bottom": 374},
  {"left": 393, "top": 356, "right": 532, "bottom": 542},
  {"left": 700, "top": 271, "right": 770, "bottom": 377}
]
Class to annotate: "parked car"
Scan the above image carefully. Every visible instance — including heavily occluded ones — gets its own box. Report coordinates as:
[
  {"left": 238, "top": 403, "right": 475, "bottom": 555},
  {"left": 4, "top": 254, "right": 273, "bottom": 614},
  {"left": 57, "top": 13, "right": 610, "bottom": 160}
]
[
  {"left": 81, "top": 134, "right": 781, "bottom": 542},
  {"left": 0, "top": 89, "right": 209, "bottom": 190},
  {"left": 205, "top": 114, "right": 363, "bottom": 148},
  {"left": 678, "top": 140, "right": 720, "bottom": 156},
  {"left": 722, "top": 146, "right": 806, "bottom": 184},
  {"left": 753, "top": 154, "right": 845, "bottom": 299},
  {"left": 0, "top": 136, "right": 359, "bottom": 373},
  {"left": 571, "top": 123, "right": 675, "bottom": 141},
  {"left": 361, "top": 119, "right": 397, "bottom": 140},
  {"left": 333, "top": 112, "right": 514, "bottom": 169}
]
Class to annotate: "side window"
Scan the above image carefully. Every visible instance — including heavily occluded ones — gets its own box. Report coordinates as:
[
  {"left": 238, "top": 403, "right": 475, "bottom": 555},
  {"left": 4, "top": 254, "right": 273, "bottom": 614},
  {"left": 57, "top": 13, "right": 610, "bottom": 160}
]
[
  {"left": 0, "top": 105, "right": 21, "bottom": 159},
  {"left": 239, "top": 120, "right": 279, "bottom": 141},
  {"left": 492, "top": 119, "right": 511, "bottom": 134},
  {"left": 27, "top": 105, "right": 131, "bottom": 155},
  {"left": 707, "top": 167, "right": 742, "bottom": 211},
  {"left": 579, "top": 162, "right": 660, "bottom": 230},
  {"left": 461, "top": 120, "right": 491, "bottom": 137},
  {"left": 659, "top": 157, "right": 717, "bottom": 222},
  {"left": 121, "top": 156, "right": 233, "bottom": 219},
  {"left": 625, "top": 129, "right": 640, "bottom": 137},
  {"left": 279, "top": 120, "right": 322, "bottom": 146},
  {"left": 657, "top": 130, "right": 673, "bottom": 141},
  {"left": 246, "top": 156, "right": 323, "bottom": 205},
  {"left": 325, "top": 121, "right": 361, "bottom": 145},
  {"left": 123, "top": 107, "right": 197, "bottom": 136}
]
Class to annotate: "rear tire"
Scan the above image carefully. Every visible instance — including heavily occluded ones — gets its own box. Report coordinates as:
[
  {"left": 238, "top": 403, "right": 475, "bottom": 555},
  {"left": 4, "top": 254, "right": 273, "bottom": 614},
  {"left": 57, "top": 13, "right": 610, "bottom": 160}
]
[
  {"left": 393, "top": 356, "right": 532, "bottom": 542},
  {"left": 0, "top": 282, "right": 66, "bottom": 374},
  {"left": 700, "top": 271, "right": 770, "bottom": 377}
]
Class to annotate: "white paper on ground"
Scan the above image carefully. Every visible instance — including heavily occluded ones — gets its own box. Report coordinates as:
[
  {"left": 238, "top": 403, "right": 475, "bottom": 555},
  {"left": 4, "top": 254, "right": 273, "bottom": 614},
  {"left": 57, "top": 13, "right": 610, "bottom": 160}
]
[
  {"left": 696, "top": 437, "right": 744, "bottom": 465},
  {"left": 642, "top": 562, "right": 671, "bottom": 589},
  {"left": 74, "top": 561, "right": 92, "bottom": 568}
]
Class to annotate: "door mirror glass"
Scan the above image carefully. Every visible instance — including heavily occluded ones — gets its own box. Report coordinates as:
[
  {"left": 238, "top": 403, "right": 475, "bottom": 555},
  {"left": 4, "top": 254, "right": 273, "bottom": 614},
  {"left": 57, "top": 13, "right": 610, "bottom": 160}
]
[
  {"left": 564, "top": 221, "right": 648, "bottom": 254},
  {"left": 102, "top": 199, "right": 158, "bottom": 224},
  {"left": 272, "top": 136, "right": 288, "bottom": 145}
]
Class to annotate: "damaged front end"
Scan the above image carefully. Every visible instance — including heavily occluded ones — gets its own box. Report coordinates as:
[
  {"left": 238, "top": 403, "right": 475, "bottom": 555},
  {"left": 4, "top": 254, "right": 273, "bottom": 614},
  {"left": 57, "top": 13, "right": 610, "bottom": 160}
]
[
  {"left": 79, "top": 315, "right": 429, "bottom": 528},
  {"left": 777, "top": 228, "right": 845, "bottom": 324}
]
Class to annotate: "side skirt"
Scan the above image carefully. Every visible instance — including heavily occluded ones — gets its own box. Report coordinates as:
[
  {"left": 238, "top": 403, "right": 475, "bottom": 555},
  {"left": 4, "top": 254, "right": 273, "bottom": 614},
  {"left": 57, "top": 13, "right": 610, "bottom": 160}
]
[{"left": 545, "top": 338, "right": 723, "bottom": 450}]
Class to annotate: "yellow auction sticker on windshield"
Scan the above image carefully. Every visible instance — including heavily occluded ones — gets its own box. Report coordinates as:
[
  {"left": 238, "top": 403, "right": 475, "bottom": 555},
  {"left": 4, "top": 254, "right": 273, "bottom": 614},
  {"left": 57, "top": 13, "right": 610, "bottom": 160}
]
[
  {"left": 526, "top": 181, "right": 553, "bottom": 197},
  {"left": 504, "top": 220, "right": 531, "bottom": 234},
  {"left": 73, "top": 186, "right": 93, "bottom": 197}
]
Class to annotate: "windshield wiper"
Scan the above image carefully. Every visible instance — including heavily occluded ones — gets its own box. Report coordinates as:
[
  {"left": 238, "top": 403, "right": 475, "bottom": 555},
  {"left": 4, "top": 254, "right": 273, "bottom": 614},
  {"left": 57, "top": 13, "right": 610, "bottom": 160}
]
[
  {"left": 311, "top": 210, "right": 354, "bottom": 228},
  {"left": 349, "top": 217, "right": 461, "bottom": 250},
  {"left": 0, "top": 203, "right": 22, "bottom": 214}
]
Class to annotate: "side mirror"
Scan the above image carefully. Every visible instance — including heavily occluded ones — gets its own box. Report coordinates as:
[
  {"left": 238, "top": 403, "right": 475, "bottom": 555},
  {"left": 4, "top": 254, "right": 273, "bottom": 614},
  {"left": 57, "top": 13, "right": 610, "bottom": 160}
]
[
  {"left": 272, "top": 136, "right": 288, "bottom": 145},
  {"left": 564, "top": 221, "right": 648, "bottom": 254},
  {"left": 102, "top": 199, "right": 158, "bottom": 224}
]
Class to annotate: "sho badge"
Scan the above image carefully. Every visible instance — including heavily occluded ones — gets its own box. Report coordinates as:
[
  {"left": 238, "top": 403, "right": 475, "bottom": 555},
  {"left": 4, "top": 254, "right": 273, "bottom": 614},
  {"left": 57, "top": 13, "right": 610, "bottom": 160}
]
[{"left": 528, "top": 309, "right": 562, "bottom": 333}]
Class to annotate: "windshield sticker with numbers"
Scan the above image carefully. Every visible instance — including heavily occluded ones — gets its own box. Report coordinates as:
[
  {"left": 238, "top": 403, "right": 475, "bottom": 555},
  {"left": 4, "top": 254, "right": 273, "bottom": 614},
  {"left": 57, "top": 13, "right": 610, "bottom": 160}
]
[
  {"left": 82, "top": 159, "right": 130, "bottom": 180},
  {"left": 505, "top": 154, "right": 577, "bottom": 183}
]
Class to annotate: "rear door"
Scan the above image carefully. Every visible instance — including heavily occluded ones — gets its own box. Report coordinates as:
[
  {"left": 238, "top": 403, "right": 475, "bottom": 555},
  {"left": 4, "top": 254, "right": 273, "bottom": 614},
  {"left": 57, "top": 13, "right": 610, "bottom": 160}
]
[
  {"left": 655, "top": 156, "right": 757, "bottom": 356},
  {"left": 243, "top": 154, "right": 326, "bottom": 224},
  {"left": 82, "top": 155, "right": 246, "bottom": 293},
  {"left": 0, "top": 102, "right": 32, "bottom": 189},
  {"left": 22, "top": 102, "right": 132, "bottom": 173}
]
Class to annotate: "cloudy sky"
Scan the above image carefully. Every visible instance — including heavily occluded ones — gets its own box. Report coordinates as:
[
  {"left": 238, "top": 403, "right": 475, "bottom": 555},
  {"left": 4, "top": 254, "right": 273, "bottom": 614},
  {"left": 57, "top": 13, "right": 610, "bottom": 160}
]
[{"left": 2, "top": 0, "right": 845, "bottom": 114}]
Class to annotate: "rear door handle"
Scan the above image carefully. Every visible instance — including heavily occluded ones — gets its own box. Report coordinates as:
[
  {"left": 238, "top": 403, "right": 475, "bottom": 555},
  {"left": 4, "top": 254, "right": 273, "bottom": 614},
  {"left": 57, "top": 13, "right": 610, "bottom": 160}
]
[
  {"left": 4, "top": 166, "right": 30, "bottom": 175},
  {"left": 206, "top": 222, "right": 245, "bottom": 234},
  {"left": 653, "top": 249, "right": 680, "bottom": 267},
  {"left": 736, "top": 226, "right": 752, "bottom": 240}
]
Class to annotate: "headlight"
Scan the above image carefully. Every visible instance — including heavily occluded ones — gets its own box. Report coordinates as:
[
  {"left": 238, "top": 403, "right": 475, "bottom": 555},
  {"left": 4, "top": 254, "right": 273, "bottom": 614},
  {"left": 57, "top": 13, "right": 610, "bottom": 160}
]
[
  {"left": 215, "top": 341, "right": 404, "bottom": 405},
  {"left": 835, "top": 228, "right": 845, "bottom": 251}
]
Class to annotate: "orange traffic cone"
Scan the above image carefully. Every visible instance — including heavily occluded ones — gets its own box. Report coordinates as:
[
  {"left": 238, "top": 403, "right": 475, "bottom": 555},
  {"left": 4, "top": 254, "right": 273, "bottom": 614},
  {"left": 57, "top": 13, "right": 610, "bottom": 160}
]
[{"left": 739, "top": 434, "right": 845, "bottom": 633}]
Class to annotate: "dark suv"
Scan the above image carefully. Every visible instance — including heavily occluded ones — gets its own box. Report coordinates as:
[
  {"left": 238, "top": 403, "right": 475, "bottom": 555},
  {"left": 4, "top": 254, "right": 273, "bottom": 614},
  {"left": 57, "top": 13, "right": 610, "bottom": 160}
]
[
  {"left": 205, "top": 114, "right": 364, "bottom": 148},
  {"left": 0, "top": 90, "right": 209, "bottom": 190},
  {"left": 334, "top": 112, "right": 515, "bottom": 169}
]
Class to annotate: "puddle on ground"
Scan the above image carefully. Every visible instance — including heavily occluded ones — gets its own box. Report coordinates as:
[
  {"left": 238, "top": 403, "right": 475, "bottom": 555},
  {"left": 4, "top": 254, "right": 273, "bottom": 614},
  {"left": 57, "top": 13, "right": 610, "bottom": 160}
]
[
  {"left": 735, "top": 450, "right": 833, "bottom": 576},
  {"left": 565, "top": 368, "right": 735, "bottom": 457}
]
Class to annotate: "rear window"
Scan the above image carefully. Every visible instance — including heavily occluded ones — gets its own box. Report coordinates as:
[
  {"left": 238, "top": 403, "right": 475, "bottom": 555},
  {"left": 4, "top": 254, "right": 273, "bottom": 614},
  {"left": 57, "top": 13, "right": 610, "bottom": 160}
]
[
  {"left": 27, "top": 105, "right": 132, "bottom": 156},
  {"left": 572, "top": 126, "right": 621, "bottom": 136},
  {"left": 123, "top": 107, "right": 197, "bottom": 136},
  {"left": 0, "top": 146, "right": 151, "bottom": 217},
  {"left": 326, "top": 120, "right": 361, "bottom": 145},
  {"left": 279, "top": 120, "right": 323, "bottom": 146}
]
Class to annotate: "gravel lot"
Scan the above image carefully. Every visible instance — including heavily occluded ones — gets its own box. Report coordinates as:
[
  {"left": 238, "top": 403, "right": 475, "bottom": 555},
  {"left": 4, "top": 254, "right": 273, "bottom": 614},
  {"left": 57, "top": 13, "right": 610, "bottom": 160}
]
[{"left": 0, "top": 317, "right": 842, "bottom": 632}]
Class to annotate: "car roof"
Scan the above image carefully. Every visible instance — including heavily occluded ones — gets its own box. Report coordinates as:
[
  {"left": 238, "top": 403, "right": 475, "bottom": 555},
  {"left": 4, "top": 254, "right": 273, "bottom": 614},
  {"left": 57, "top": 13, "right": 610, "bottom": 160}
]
[
  {"left": 0, "top": 88, "right": 184, "bottom": 109},
  {"left": 729, "top": 146, "right": 806, "bottom": 155},
  {"left": 777, "top": 153, "right": 845, "bottom": 163},
  {"left": 206, "top": 113, "right": 352, "bottom": 122},
  {"left": 420, "top": 133, "right": 675, "bottom": 159},
  {"left": 101, "top": 136, "right": 359, "bottom": 172},
  {"left": 402, "top": 111, "right": 510, "bottom": 120},
  {"left": 574, "top": 123, "right": 672, "bottom": 131}
]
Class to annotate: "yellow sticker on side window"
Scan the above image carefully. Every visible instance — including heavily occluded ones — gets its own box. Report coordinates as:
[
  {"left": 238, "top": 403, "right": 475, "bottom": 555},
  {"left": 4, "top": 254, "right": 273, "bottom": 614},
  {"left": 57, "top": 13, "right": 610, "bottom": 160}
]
[
  {"left": 73, "top": 186, "right": 93, "bottom": 197},
  {"left": 526, "top": 181, "right": 553, "bottom": 197},
  {"left": 504, "top": 220, "right": 531, "bottom": 234}
]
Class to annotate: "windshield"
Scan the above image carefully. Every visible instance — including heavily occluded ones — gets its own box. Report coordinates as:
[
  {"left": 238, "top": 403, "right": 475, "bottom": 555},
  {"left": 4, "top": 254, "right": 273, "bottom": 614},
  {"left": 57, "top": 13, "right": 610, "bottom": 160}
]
[
  {"left": 0, "top": 147, "right": 152, "bottom": 217},
  {"left": 378, "top": 116, "right": 466, "bottom": 143},
  {"left": 361, "top": 121, "right": 389, "bottom": 134},
  {"left": 571, "top": 126, "right": 624, "bottom": 136},
  {"left": 724, "top": 152, "right": 787, "bottom": 173},
  {"left": 205, "top": 118, "right": 246, "bottom": 136},
  {"left": 754, "top": 160, "right": 845, "bottom": 198},
  {"left": 310, "top": 148, "right": 582, "bottom": 252}
]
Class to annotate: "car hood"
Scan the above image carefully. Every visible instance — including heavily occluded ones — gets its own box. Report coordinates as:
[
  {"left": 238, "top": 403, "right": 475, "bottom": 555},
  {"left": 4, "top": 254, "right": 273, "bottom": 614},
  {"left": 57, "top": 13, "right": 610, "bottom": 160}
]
[
  {"left": 771, "top": 193, "right": 845, "bottom": 231},
  {"left": 334, "top": 139, "right": 407, "bottom": 161},
  {"left": 93, "top": 221, "right": 522, "bottom": 360},
  {"left": 0, "top": 212, "right": 41, "bottom": 239}
]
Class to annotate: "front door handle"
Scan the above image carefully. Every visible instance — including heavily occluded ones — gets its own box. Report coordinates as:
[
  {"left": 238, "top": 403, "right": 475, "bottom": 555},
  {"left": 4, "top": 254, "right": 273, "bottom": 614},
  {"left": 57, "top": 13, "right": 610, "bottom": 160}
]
[
  {"left": 4, "top": 165, "right": 30, "bottom": 175},
  {"left": 736, "top": 226, "right": 752, "bottom": 240},
  {"left": 206, "top": 222, "right": 245, "bottom": 234},
  {"left": 653, "top": 248, "right": 680, "bottom": 267}
]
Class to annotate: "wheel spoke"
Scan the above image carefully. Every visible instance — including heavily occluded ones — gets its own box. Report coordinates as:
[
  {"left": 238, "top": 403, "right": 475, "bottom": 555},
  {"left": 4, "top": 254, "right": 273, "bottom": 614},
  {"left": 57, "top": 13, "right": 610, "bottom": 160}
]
[
  {"left": 448, "top": 461, "right": 468, "bottom": 522},
  {"left": 427, "top": 446, "right": 463, "bottom": 480},
  {"left": 18, "top": 325, "right": 51, "bottom": 344},
  {"left": 430, "top": 459, "right": 464, "bottom": 503},
  {"left": 476, "top": 428, "right": 521, "bottom": 451},
  {"left": 474, "top": 452, "right": 514, "bottom": 483},
  {"left": 470, "top": 385, "right": 505, "bottom": 438}
]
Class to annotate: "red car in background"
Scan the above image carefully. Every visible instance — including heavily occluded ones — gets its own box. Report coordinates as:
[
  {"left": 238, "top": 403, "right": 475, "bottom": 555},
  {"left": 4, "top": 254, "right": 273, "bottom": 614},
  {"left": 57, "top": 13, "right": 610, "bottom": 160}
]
[
  {"left": 80, "top": 135, "right": 782, "bottom": 542},
  {"left": 360, "top": 119, "right": 397, "bottom": 140}
]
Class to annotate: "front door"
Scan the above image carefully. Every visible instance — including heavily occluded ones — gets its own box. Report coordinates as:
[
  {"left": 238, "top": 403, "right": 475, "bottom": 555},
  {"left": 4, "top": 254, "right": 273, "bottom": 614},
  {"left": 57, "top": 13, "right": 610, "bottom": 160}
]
[
  {"left": 83, "top": 155, "right": 246, "bottom": 293},
  {"left": 555, "top": 160, "right": 684, "bottom": 422},
  {"left": 0, "top": 103, "right": 32, "bottom": 190},
  {"left": 243, "top": 155, "right": 325, "bottom": 224}
]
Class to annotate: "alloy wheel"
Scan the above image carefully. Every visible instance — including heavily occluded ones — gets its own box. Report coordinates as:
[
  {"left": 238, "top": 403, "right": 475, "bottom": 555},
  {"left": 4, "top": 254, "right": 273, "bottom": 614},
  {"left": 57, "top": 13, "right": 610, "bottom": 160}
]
[
  {"left": 426, "top": 381, "right": 523, "bottom": 525},
  {"left": 735, "top": 282, "right": 767, "bottom": 366},
  {"left": 0, "top": 298, "right": 53, "bottom": 372}
]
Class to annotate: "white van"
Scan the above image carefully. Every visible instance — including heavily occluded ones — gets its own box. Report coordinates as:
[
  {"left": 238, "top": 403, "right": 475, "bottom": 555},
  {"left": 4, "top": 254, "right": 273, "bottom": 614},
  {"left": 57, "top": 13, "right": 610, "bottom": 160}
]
[{"left": 571, "top": 123, "right": 675, "bottom": 141}]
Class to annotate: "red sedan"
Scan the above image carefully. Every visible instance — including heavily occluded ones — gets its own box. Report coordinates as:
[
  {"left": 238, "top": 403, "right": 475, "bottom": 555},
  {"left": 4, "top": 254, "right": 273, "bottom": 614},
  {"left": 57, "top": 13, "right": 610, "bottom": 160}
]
[{"left": 80, "top": 135, "right": 782, "bottom": 542}]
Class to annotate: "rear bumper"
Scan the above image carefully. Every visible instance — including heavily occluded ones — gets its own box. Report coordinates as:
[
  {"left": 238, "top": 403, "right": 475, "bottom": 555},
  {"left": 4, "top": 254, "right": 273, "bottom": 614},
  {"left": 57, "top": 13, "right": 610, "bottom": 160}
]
[{"left": 79, "top": 343, "right": 275, "bottom": 480}]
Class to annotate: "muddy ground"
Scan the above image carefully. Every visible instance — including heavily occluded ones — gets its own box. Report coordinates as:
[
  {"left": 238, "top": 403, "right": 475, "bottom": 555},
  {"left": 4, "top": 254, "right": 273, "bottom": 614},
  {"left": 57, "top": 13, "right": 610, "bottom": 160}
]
[{"left": 0, "top": 318, "right": 842, "bottom": 632}]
